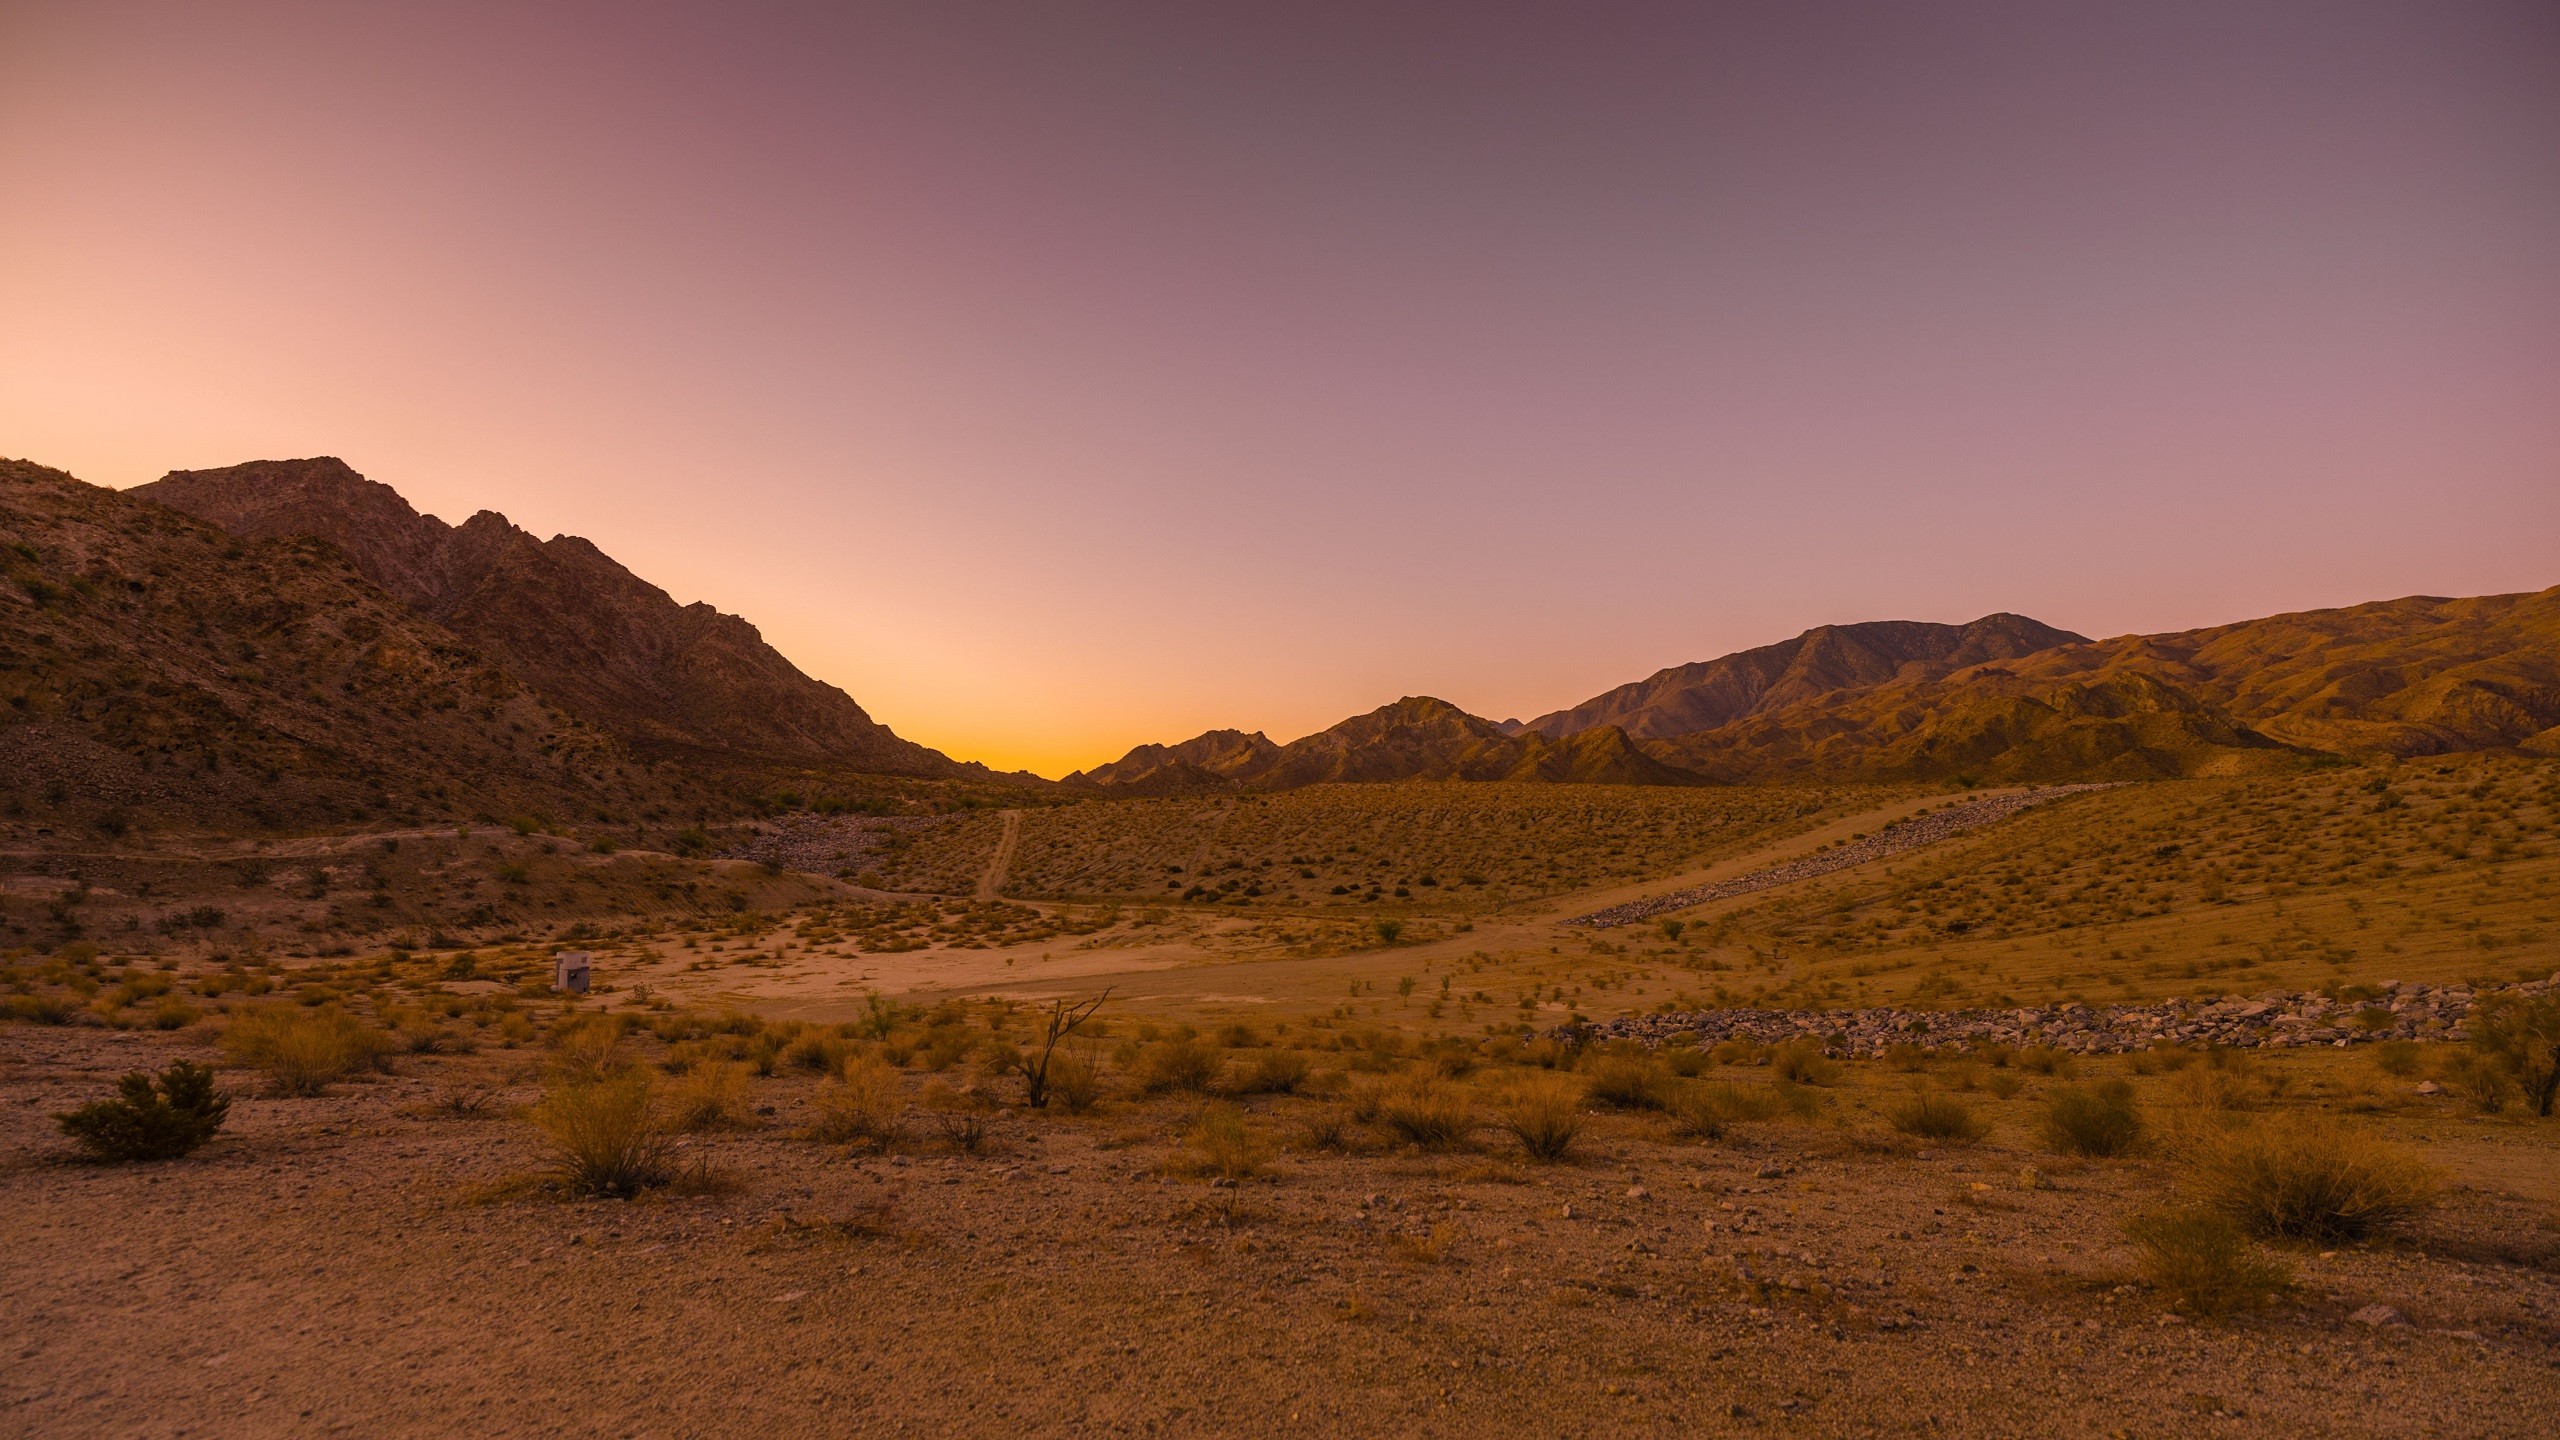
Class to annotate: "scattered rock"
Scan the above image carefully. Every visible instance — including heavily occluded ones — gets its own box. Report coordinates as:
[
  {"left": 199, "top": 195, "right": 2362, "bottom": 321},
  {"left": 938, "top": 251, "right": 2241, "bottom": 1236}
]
[{"left": 2351, "top": 1305, "right": 2408, "bottom": 1328}]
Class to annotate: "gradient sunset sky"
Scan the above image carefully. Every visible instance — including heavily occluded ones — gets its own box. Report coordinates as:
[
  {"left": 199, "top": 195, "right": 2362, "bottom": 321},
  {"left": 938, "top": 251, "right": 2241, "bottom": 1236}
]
[{"left": 5, "top": 2, "right": 2556, "bottom": 776}]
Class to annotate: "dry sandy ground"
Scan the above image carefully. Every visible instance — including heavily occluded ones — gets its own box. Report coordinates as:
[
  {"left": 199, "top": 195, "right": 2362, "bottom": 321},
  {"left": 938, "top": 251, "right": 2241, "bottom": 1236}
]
[
  {"left": 652, "top": 791, "right": 1965, "bottom": 1024},
  {"left": 6, "top": 1022, "right": 2558, "bottom": 1440}
]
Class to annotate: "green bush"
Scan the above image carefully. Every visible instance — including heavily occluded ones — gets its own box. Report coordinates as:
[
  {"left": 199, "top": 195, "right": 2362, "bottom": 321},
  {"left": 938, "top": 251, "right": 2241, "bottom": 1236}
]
[
  {"left": 56, "top": 1060, "right": 230, "bottom": 1161},
  {"left": 2124, "top": 1207, "right": 2291, "bottom": 1316},
  {"left": 2042, "top": 1079, "right": 2143, "bottom": 1157}
]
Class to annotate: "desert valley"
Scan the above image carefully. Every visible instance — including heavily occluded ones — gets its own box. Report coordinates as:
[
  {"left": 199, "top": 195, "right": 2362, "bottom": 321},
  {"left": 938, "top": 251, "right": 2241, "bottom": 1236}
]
[
  {"left": 3, "top": 456, "right": 2557, "bottom": 1437},
  {"left": 7, "top": 5, "right": 2558, "bottom": 1437}
]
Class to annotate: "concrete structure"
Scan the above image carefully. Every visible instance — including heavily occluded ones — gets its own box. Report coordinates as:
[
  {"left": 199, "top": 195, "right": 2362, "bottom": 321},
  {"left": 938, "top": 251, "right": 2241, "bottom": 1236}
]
[{"left": 552, "top": 951, "right": 592, "bottom": 994}]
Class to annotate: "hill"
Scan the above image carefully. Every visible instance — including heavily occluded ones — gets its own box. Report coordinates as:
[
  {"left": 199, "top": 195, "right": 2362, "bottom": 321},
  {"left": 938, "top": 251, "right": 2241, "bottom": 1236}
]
[
  {"left": 1064, "top": 697, "right": 1704, "bottom": 792},
  {"left": 132, "top": 459, "right": 1001, "bottom": 782},
  {"left": 0, "top": 458, "right": 706, "bottom": 832},
  {"left": 1523, "top": 614, "right": 2087, "bottom": 739}
]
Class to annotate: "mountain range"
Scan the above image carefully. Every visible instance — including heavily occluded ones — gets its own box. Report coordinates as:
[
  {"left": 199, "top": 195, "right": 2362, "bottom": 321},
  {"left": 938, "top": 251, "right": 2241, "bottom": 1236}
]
[{"left": 6, "top": 451, "right": 2555, "bottom": 830}]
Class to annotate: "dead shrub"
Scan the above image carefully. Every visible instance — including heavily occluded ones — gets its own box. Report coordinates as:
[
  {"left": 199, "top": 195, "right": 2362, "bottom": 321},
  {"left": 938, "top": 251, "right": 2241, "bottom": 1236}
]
[
  {"left": 2124, "top": 1206, "right": 2291, "bottom": 1316},
  {"left": 923, "top": 1081, "right": 995, "bottom": 1153},
  {"left": 1888, "top": 1091, "right": 1988, "bottom": 1143},
  {"left": 2370, "top": 1039, "right": 2422, "bottom": 1078},
  {"left": 2186, "top": 1117, "right": 2441, "bottom": 1243},
  {"left": 221, "top": 1007, "right": 392, "bottom": 1096},
  {"left": 1497, "top": 1074, "right": 1584, "bottom": 1162},
  {"left": 2042, "top": 1079, "right": 2143, "bottom": 1158},
  {"left": 1709, "top": 1036, "right": 1765, "bottom": 1067},
  {"left": 531, "top": 1070, "right": 671, "bottom": 1198},
  {"left": 809, "top": 1057, "right": 905, "bottom": 1146},
  {"left": 1293, "top": 1105, "right": 1356, "bottom": 1153}
]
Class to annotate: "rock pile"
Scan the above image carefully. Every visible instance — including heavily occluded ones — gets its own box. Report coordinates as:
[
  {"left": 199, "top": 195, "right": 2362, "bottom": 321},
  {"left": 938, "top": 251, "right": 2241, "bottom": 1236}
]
[
  {"left": 1563, "top": 974, "right": 2558, "bottom": 1057},
  {"left": 1566, "top": 785, "right": 2110, "bottom": 928},
  {"left": 719, "top": 815, "right": 917, "bottom": 876}
]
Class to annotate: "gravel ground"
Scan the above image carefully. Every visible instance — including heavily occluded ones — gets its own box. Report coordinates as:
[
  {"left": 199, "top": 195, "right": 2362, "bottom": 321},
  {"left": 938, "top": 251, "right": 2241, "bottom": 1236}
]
[{"left": 5, "top": 1024, "right": 2556, "bottom": 1439}]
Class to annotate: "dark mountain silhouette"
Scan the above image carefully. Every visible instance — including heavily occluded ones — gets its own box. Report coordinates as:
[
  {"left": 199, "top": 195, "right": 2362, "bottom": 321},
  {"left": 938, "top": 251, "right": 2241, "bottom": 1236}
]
[
  {"left": 1065, "top": 697, "right": 1703, "bottom": 792},
  {"left": 133, "top": 458, "right": 999, "bottom": 781}
]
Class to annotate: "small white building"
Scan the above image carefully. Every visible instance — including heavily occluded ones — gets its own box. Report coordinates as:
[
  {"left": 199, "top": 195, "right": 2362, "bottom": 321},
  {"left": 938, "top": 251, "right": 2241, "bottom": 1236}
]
[{"left": 552, "top": 951, "right": 592, "bottom": 994}]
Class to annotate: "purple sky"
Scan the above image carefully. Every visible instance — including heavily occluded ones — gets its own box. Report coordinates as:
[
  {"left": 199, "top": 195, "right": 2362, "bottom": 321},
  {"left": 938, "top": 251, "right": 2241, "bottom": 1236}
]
[{"left": 5, "top": 2, "right": 2556, "bottom": 774}]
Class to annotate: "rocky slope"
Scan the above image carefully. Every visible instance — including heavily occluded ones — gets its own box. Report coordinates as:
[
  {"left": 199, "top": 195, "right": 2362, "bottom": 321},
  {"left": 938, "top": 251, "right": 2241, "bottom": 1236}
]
[
  {"left": 1065, "top": 697, "right": 1702, "bottom": 792},
  {"left": 0, "top": 458, "right": 704, "bottom": 832},
  {"left": 1524, "top": 615, "right": 2088, "bottom": 740},
  {"left": 133, "top": 459, "right": 995, "bottom": 781}
]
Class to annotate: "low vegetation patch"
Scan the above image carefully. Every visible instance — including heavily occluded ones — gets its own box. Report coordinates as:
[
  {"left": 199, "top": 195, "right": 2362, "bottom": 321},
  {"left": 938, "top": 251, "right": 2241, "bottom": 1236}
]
[
  {"left": 531, "top": 1070, "right": 672, "bottom": 1198},
  {"left": 1887, "top": 1091, "right": 1987, "bottom": 1143},
  {"left": 2042, "top": 1079, "right": 2143, "bottom": 1157},
  {"left": 2186, "top": 1117, "right": 2440, "bottom": 1243},
  {"left": 221, "top": 1007, "right": 392, "bottom": 1095},
  {"left": 1496, "top": 1074, "right": 1584, "bottom": 1162},
  {"left": 56, "top": 1060, "right": 230, "bottom": 1161},
  {"left": 2125, "top": 1206, "right": 2292, "bottom": 1316}
]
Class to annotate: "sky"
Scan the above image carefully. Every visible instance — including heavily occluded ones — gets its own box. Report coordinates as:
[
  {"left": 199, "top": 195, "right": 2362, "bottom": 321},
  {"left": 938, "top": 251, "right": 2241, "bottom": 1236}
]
[{"left": 4, "top": 2, "right": 2557, "bottom": 777}]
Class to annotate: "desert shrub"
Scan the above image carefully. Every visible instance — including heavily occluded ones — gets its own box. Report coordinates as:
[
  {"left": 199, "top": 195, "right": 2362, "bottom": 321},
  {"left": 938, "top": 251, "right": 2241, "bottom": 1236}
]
[
  {"left": 1133, "top": 1038, "right": 1222, "bottom": 1095},
  {"left": 1293, "top": 1106, "right": 1355, "bottom": 1152},
  {"left": 2130, "top": 1043, "right": 2196, "bottom": 1075},
  {"left": 1582, "top": 1055, "right": 1671, "bottom": 1111},
  {"left": 1888, "top": 1091, "right": 1987, "bottom": 1143},
  {"left": 2042, "top": 1079, "right": 2143, "bottom": 1158},
  {"left": 2016, "top": 1045, "right": 2074, "bottom": 1077},
  {"left": 56, "top": 1060, "right": 230, "bottom": 1161},
  {"left": 222, "top": 1007, "right": 392, "bottom": 1095},
  {"left": 1661, "top": 1044, "right": 1710, "bottom": 1078},
  {"left": 1770, "top": 1036, "right": 1839, "bottom": 1086},
  {"left": 7, "top": 993, "right": 79, "bottom": 1024},
  {"left": 665, "top": 1060, "right": 749, "bottom": 1132},
  {"left": 809, "top": 1057, "right": 905, "bottom": 1145},
  {"left": 531, "top": 1070, "right": 671, "bottom": 1198},
  {"left": 2468, "top": 992, "right": 2560, "bottom": 1117},
  {"left": 550, "top": 1016, "right": 628, "bottom": 1082},
  {"left": 1983, "top": 1069, "right": 2024, "bottom": 1100},
  {"left": 1234, "top": 1049, "right": 1311, "bottom": 1095},
  {"left": 1884, "top": 1043, "right": 1929, "bottom": 1072},
  {"left": 1497, "top": 1074, "right": 1584, "bottom": 1162},
  {"left": 2438, "top": 1049, "right": 2511, "bottom": 1113},
  {"left": 783, "top": 1031, "right": 850, "bottom": 1074},
  {"left": 1705, "top": 1036, "right": 1760, "bottom": 1066},
  {"left": 1046, "top": 1046, "right": 1104, "bottom": 1113},
  {"left": 2186, "top": 1117, "right": 2440, "bottom": 1242},
  {"left": 2124, "top": 1207, "right": 2291, "bottom": 1316},
  {"left": 1770, "top": 1079, "right": 1824, "bottom": 1120},
  {"left": 1172, "top": 1104, "right": 1268, "bottom": 1179},
  {"left": 923, "top": 1082, "right": 994, "bottom": 1153},
  {"left": 2371, "top": 1039, "right": 2422, "bottom": 1078},
  {"left": 1376, "top": 1077, "right": 1474, "bottom": 1149}
]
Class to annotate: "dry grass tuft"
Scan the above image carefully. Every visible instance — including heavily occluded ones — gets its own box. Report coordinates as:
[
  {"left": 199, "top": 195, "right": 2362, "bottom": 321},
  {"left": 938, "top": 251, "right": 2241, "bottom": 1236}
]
[
  {"left": 1770, "top": 1036, "right": 1840, "bottom": 1086},
  {"left": 2041, "top": 1079, "right": 2143, "bottom": 1157},
  {"left": 2186, "top": 1116, "right": 2440, "bottom": 1243},
  {"left": 809, "top": 1057, "right": 905, "bottom": 1146},
  {"left": 665, "top": 1060, "right": 750, "bottom": 1132},
  {"left": 1133, "top": 1039, "right": 1222, "bottom": 1095},
  {"left": 530, "top": 1070, "right": 672, "bottom": 1198},
  {"left": 1582, "top": 1055, "right": 1672, "bottom": 1112},
  {"left": 1887, "top": 1091, "right": 1988, "bottom": 1143},
  {"left": 1376, "top": 1077, "right": 1475, "bottom": 1149},
  {"left": 1171, "top": 1104, "right": 1268, "bottom": 1179},
  {"left": 2124, "top": 1206, "right": 2291, "bottom": 1315},
  {"left": 221, "top": 1007, "right": 393, "bottom": 1096},
  {"left": 1496, "top": 1074, "right": 1584, "bottom": 1162}
]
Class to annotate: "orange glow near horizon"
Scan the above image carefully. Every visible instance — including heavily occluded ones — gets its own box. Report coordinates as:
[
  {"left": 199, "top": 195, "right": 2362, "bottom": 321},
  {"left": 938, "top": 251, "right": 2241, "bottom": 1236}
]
[{"left": 5, "top": 3, "right": 2558, "bottom": 779}]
